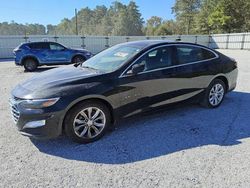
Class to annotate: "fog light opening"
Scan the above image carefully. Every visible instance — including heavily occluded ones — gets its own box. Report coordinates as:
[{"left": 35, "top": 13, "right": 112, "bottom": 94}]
[{"left": 23, "top": 120, "right": 46, "bottom": 129}]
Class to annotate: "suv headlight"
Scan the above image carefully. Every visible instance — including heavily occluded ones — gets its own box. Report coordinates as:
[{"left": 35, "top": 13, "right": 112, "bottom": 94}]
[{"left": 20, "top": 98, "right": 60, "bottom": 109}]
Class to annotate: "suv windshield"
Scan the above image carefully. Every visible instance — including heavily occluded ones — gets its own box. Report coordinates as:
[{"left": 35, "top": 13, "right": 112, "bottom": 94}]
[{"left": 81, "top": 45, "right": 142, "bottom": 73}]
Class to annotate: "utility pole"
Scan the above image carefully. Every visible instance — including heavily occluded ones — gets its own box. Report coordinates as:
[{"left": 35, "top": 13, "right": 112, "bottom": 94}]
[{"left": 75, "top": 8, "right": 78, "bottom": 35}]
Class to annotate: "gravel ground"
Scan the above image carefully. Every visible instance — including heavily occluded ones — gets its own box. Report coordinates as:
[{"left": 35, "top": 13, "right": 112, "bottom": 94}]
[{"left": 0, "top": 49, "right": 250, "bottom": 188}]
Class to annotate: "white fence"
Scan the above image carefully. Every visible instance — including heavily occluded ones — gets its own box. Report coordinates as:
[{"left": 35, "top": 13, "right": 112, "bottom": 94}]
[
  {"left": 0, "top": 35, "right": 209, "bottom": 58},
  {"left": 0, "top": 33, "right": 249, "bottom": 59},
  {"left": 209, "top": 33, "right": 250, "bottom": 50}
]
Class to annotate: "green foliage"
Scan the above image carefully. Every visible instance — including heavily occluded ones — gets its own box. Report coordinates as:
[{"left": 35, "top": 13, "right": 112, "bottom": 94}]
[
  {"left": 145, "top": 16, "right": 163, "bottom": 35},
  {"left": 207, "top": 3, "right": 231, "bottom": 33},
  {"left": 1, "top": 0, "right": 250, "bottom": 35},
  {"left": 55, "top": 1, "right": 144, "bottom": 36},
  {"left": 172, "top": 0, "right": 201, "bottom": 34},
  {"left": 195, "top": 0, "right": 250, "bottom": 34},
  {"left": 0, "top": 21, "right": 46, "bottom": 35}
]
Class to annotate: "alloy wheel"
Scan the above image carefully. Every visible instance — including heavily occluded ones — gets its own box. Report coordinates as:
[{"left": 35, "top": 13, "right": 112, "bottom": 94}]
[
  {"left": 73, "top": 107, "right": 106, "bottom": 139},
  {"left": 209, "top": 83, "right": 225, "bottom": 106}
]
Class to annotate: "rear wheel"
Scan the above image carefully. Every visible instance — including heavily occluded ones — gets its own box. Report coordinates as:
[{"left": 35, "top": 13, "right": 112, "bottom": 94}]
[
  {"left": 201, "top": 79, "right": 226, "bottom": 108},
  {"left": 72, "top": 55, "right": 86, "bottom": 64},
  {"left": 23, "top": 58, "right": 38, "bottom": 72},
  {"left": 64, "top": 101, "right": 111, "bottom": 144}
]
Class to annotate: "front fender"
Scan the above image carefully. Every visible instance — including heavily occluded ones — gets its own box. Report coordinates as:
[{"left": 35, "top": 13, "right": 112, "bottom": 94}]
[{"left": 58, "top": 94, "right": 116, "bottom": 132}]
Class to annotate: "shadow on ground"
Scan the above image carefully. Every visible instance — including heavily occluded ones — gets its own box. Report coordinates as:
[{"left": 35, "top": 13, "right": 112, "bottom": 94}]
[
  {"left": 24, "top": 66, "right": 58, "bottom": 73},
  {"left": 32, "top": 91, "right": 249, "bottom": 164},
  {"left": 0, "top": 58, "right": 14, "bottom": 62}
]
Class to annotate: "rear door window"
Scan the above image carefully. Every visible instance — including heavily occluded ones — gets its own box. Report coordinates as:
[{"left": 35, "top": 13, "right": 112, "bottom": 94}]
[
  {"left": 28, "top": 43, "right": 49, "bottom": 50},
  {"left": 175, "top": 45, "right": 216, "bottom": 65}
]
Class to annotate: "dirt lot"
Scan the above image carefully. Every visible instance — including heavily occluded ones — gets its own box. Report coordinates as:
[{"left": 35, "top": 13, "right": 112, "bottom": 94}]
[{"left": 0, "top": 49, "right": 250, "bottom": 188}]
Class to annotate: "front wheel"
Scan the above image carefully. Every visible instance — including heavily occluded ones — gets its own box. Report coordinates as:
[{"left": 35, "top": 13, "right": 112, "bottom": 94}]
[
  {"left": 200, "top": 79, "right": 226, "bottom": 108},
  {"left": 64, "top": 101, "right": 111, "bottom": 144},
  {"left": 72, "top": 55, "right": 86, "bottom": 64}
]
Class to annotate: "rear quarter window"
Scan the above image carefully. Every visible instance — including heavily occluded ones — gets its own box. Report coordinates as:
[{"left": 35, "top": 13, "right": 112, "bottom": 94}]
[{"left": 176, "top": 45, "right": 217, "bottom": 65}]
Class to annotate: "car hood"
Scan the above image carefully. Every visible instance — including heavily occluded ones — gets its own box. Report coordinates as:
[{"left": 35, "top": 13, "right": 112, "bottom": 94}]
[
  {"left": 70, "top": 48, "right": 89, "bottom": 53},
  {"left": 12, "top": 65, "right": 100, "bottom": 99}
]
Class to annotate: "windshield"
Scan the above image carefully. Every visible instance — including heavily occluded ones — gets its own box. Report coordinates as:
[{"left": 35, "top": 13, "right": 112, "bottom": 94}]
[{"left": 81, "top": 45, "right": 142, "bottom": 73}]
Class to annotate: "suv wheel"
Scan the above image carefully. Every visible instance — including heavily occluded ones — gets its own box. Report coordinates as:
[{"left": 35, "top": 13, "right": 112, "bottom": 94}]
[
  {"left": 201, "top": 79, "right": 226, "bottom": 108},
  {"left": 64, "top": 101, "right": 111, "bottom": 144},
  {"left": 72, "top": 55, "right": 86, "bottom": 64},
  {"left": 23, "top": 58, "right": 38, "bottom": 72}
]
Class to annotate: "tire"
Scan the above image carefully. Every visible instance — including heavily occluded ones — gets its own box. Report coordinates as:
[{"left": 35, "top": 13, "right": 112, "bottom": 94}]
[
  {"left": 64, "top": 100, "right": 111, "bottom": 144},
  {"left": 200, "top": 79, "right": 226, "bottom": 108},
  {"left": 23, "top": 58, "right": 38, "bottom": 72},
  {"left": 72, "top": 55, "right": 86, "bottom": 64}
]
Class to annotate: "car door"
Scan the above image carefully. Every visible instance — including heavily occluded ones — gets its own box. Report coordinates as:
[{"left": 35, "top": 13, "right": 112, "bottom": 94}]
[
  {"left": 28, "top": 42, "right": 50, "bottom": 64},
  {"left": 117, "top": 44, "right": 219, "bottom": 118},
  {"left": 117, "top": 45, "right": 181, "bottom": 118},
  {"left": 46, "top": 42, "right": 70, "bottom": 63},
  {"left": 172, "top": 44, "right": 220, "bottom": 97}
]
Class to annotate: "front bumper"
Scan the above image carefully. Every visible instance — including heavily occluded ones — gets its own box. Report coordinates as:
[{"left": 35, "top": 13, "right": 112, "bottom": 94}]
[
  {"left": 9, "top": 97, "right": 64, "bottom": 139},
  {"left": 14, "top": 57, "right": 22, "bottom": 66}
]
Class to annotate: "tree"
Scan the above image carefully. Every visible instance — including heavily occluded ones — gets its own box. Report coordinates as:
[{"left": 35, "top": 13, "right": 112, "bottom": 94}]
[
  {"left": 195, "top": 0, "right": 250, "bottom": 34},
  {"left": 56, "top": 18, "right": 74, "bottom": 35},
  {"left": 221, "top": 0, "right": 250, "bottom": 33},
  {"left": 172, "top": 0, "right": 201, "bottom": 34},
  {"left": 0, "top": 21, "right": 46, "bottom": 35},
  {"left": 207, "top": 3, "right": 230, "bottom": 34},
  {"left": 76, "top": 7, "right": 94, "bottom": 35},
  {"left": 126, "top": 1, "right": 144, "bottom": 35},
  {"left": 47, "top": 24, "right": 57, "bottom": 35},
  {"left": 112, "top": 6, "right": 130, "bottom": 35},
  {"left": 194, "top": 0, "right": 217, "bottom": 34},
  {"left": 145, "top": 16, "right": 163, "bottom": 35},
  {"left": 1, "top": 0, "right": 250, "bottom": 36},
  {"left": 108, "top": 1, "right": 144, "bottom": 36},
  {"left": 154, "top": 20, "right": 179, "bottom": 35}
]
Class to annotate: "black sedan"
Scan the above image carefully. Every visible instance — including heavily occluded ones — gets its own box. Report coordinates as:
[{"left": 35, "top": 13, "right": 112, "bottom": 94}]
[{"left": 10, "top": 40, "right": 238, "bottom": 143}]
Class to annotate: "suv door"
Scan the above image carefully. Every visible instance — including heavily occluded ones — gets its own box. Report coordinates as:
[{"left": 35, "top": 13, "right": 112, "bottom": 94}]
[
  {"left": 47, "top": 42, "right": 70, "bottom": 63},
  {"left": 28, "top": 42, "right": 50, "bottom": 64}
]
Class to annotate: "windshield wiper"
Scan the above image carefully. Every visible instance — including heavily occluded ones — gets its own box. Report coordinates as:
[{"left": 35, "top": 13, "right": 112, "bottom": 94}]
[
  {"left": 74, "top": 62, "right": 81, "bottom": 67},
  {"left": 81, "top": 65, "right": 98, "bottom": 71}
]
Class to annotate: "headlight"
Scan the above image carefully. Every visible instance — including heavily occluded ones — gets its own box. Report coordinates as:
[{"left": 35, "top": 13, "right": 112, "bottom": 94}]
[{"left": 20, "top": 98, "right": 60, "bottom": 109}]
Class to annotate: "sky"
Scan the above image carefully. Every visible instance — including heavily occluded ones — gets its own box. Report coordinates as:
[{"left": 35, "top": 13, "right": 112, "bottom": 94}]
[{"left": 0, "top": 0, "right": 175, "bottom": 25}]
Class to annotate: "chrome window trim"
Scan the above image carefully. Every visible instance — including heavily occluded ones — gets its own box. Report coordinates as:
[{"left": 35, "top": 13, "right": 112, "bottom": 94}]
[{"left": 119, "top": 44, "right": 219, "bottom": 78}]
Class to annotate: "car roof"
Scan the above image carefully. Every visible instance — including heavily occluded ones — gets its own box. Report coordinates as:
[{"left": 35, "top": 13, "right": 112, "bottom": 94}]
[
  {"left": 123, "top": 40, "right": 209, "bottom": 49},
  {"left": 23, "top": 41, "right": 57, "bottom": 45},
  {"left": 124, "top": 40, "right": 171, "bottom": 48}
]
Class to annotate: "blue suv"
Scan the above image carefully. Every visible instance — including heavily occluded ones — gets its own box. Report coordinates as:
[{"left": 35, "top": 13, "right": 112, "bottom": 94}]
[{"left": 13, "top": 42, "right": 93, "bottom": 71}]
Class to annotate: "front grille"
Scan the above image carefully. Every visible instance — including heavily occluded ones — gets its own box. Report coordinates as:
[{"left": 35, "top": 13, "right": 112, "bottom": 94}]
[{"left": 9, "top": 96, "right": 21, "bottom": 123}]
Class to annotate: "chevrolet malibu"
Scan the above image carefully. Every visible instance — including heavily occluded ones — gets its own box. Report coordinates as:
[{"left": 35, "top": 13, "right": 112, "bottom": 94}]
[{"left": 10, "top": 41, "right": 238, "bottom": 143}]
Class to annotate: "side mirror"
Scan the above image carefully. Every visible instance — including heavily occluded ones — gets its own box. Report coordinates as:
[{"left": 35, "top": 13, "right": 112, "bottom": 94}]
[{"left": 127, "top": 64, "right": 145, "bottom": 75}]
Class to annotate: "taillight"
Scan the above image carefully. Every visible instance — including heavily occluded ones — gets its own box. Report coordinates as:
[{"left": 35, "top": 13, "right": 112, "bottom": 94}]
[
  {"left": 230, "top": 57, "right": 237, "bottom": 67},
  {"left": 13, "top": 49, "right": 22, "bottom": 54}
]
